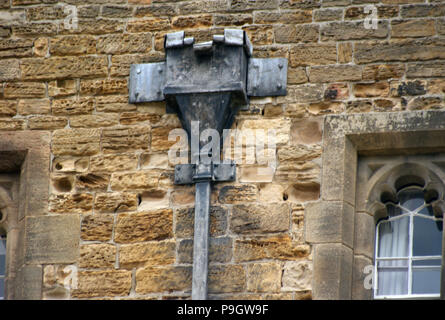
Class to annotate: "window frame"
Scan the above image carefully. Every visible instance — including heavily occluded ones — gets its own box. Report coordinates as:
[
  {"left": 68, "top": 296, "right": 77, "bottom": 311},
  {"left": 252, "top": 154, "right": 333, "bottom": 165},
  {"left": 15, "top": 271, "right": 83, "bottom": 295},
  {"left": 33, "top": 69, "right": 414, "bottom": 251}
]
[
  {"left": 305, "top": 110, "right": 445, "bottom": 300},
  {"left": 374, "top": 185, "right": 443, "bottom": 299},
  {"left": 0, "top": 234, "right": 6, "bottom": 300}
]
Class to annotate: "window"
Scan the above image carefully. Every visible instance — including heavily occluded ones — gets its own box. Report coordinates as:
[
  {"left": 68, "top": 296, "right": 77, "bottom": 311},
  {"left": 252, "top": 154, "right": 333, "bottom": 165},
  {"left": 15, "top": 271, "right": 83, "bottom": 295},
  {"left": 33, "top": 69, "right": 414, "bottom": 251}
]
[
  {"left": 375, "top": 186, "right": 443, "bottom": 299},
  {"left": 306, "top": 110, "right": 445, "bottom": 300},
  {"left": 0, "top": 233, "right": 5, "bottom": 300}
]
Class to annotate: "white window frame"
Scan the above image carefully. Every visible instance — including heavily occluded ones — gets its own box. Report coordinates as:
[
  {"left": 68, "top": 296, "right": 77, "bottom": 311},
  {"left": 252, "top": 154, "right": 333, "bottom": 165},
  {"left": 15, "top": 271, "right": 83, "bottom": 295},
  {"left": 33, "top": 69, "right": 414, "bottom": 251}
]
[{"left": 374, "top": 186, "right": 443, "bottom": 300}]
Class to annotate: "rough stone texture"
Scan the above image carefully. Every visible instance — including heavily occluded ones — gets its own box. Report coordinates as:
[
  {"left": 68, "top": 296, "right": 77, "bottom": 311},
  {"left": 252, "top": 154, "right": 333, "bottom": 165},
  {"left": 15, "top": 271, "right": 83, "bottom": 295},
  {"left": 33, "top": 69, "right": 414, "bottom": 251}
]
[
  {"left": 230, "top": 203, "right": 290, "bottom": 234},
  {"left": 246, "top": 262, "right": 282, "bottom": 293},
  {"left": 114, "top": 209, "right": 173, "bottom": 243},
  {"left": 119, "top": 240, "right": 175, "bottom": 268},
  {"left": 94, "top": 192, "right": 138, "bottom": 213},
  {"left": 72, "top": 270, "right": 132, "bottom": 298},
  {"left": 81, "top": 214, "right": 114, "bottom": 242},
  {"left": 282, "top": 261, "right": 313, "bottom": 291},
  {"left": 79, "top": 244, "right": 116, "bottom": 269},
  {"left": 175, "top": 206, "right": 228, "bottom": 238},
  {"left": 135, "top": 266, "right": 192, "bottom": 294},
  {"left": 208, "top": 265, "right": 246, "bottom": 293}
]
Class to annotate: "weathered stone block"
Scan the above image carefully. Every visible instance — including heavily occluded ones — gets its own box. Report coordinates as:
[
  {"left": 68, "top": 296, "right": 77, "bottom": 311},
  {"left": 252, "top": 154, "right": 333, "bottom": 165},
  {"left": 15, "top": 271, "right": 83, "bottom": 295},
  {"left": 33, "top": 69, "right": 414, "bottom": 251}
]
[
  {"left": 230, "top": 203, "right": 290, "bottom": 234},
  {"left": 17, "top": 98, "right": 50, "bottom": 115},
  {"left": 119, "top": 240, "right": 175, "bottom": 268},
  {"left": 246, "top": 262, "right": 281, "bottom": 293},
  {"left": 175, "top": 206, "right": 227, "bottom": 238},
  {"left": 354, "top": 39, "right": 445, "bottom": 64},
  {"left": 114, "top": 209, "right": 173, "bottom": 243},
  {"left": 102, "top": 126, "right": 150, "bottom": 153},
  {"left": 218, "top": 184, "right": 258, "bottom": 204},
  {"left": 69, "top": 114, "right": 119, "bottom": 128},
  {"left": 80, "top": 79, "right": 127, "bottom": 95},
  {"left": 97, "top": 33, "right": 152, "bottom": 54},
  {"left": 110, "top": 171, "right": 159, "bottom": 191},
  {"left": 90, "top": 154, "right": 138, "bottom": 172},
  {"left": 177, "top": 237, "right": 233, "bottom": 264},
  {"left": 95, "top": 95, "right": 137, "bottom": 113},
  {"left": 52, "top": 129, "right": 100, "bottom": 156},
  {"left": 0, "top": 100, "right": 17, "bottom": 117},
  {"left": 81, "top": 214, "right": 114, "bottom": 241},
  {"left": 321, "top": 20, "right": 388, "bottom": 41},
  {"left": 208, "top": 265, "right": 246, "bottom": 293},
  {"left": 274, "top": 24, "right": 319, "bottom": 43},
  {"left": 135, "top": 266, "right": 192, "bottom": 293},
  {"left": 94, "top": 192, "right": 138, "bottom": 213},
  {"left": 3, "top": 82, "right": 45, "bottom": 98},
  {"left": 25, "top": 215, "right": 80, "bottom": 264},
  {"left": 72, "top": 270, "right": 132, "bottom": 298},
  {"left": 20, "top": 56, "right": 108, "bottom": 80},
  {"left": 309, "top": 65, "right": 362, "bottom": 83},
  {"left": 28, "top": 115, "right": 68, "bottom": 130},
  {"left": 290, "top": 43, "right": 337, "bottom": 67},
  {"left": 79, "top": 244, "right": 116, "bottom": 268},
  {"left": 406, "top": 62, "right": 445, "bottom": 78},
  {"left": 52, "top": 97, "right": 94, "bottom": 115},
  {"left": 50, "top": 35, "right": 96, "bottom": 55},
  {"left": 282, "top": 260, "right": 313, "bottom": 291},
  {"left": 234, "top": 235, "right": 310, "bottom": 262},
  {"left": 354, "top": 82, "right": 389, "bottom": 97},
  {"left": 391, "top": 19, "right": 435, "bottom": 38},
  {"left": 49, "top": 193, "right": 93, "bottom": 214},
  {"left": 362, "top": 64, "right": 405, "bottom": 80}
]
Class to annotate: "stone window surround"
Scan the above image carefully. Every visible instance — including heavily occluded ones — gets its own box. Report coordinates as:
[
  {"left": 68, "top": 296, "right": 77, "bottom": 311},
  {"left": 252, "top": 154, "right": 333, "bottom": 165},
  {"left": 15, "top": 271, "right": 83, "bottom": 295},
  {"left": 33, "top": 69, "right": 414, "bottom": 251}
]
[
  {"left": 305, "top": 110, "right": 445, "bottom": 300},
  {"left": 0, "top": 131, "right": 51, "bottom": 299}
]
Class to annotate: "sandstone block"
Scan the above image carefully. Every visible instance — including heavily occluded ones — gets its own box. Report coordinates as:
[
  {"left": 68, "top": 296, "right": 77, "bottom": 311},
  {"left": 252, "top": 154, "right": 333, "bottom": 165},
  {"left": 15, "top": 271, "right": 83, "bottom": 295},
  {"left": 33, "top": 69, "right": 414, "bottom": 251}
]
[
  {"left": 353, "top": 82, "right": 390, "bottom": 97},
  {"left": 406, "top": 62, "right": 445, "bottom": 78},
  {"left": 50, "top": 35, "right": 96, "bottom": 55},
  {"left": 80, "top": 79, "right": 127, "bottom": 95},
  {"left": 90, "top": 154, "right": 138, "bottom": 172},
  {"left": 136, "top": 266, "right": 192, "bottom": 294},
  {"left": 391, "top": 19, "right": 435, "bottom": 38},
  {"left": 290, "top": 43, "right": 337, "bottom": 67},
  {"left": 49, "top": 193, "right": 93, "bottom": 214},
  {"left": 52, "top": 128, "right": 100, "bottom": 156},
  {"left": 17, "top": 98, "right": 50, "bottom": 115},
  {"left": 114, "top": 209, "right": 173, "bottom": 243},
  {"left": 255, "top": 10, "right": 312, "bottom": 24},
  {"left": 282, "top": 260, "right": 313, "bottom": 291},
  {"left": 102, "top": 126, "right": 150, "bottom": 153},
  {"left": 126, "top": 18, "right": 171, "bottom": 32},
  {"left": 321, "top": 20, "right": 388, "bottom": 41},
  {"left": 72, "top": 270, "right": 131, "bottom": 298},
  {"left": 354, "top": 39, "right": 445, "bottom": 64},
  {"left": 28, "top": 115, "right": 67, "bottom": 130},
  {"left": 234, "top": 235, "right": 311, "bottom": 262},
  {"left": 215, "top": 13, "right": 253, "bottom": 26},
  {"left": 97, "top": 33, "right": 151, "bottom": 54},
  {"left": 94, "top": 192, "right": 138, "bottom": 213},
  {"left": 119, "top": 240, "right": 175, "bottom": 268},
  {"left": 25, "top": 215, "right": 80, "bottom": 264},
  {"left": 81, "top": 214, "right": 114, "bottom": 241},
  {"left": 175, "top": 206, "right": 227, "bottom": 238},
  {"left": 110, "top": 171, "right": 159, "bottom": 191},
  {"left": 0, "top": 100, "right": 17, "bottom": 117},
  {"left": 247, "top": 262, "right": 282, "bottom": 293},
  {"left": 52, "top": 97, "right": 94, "bottom": 115},
  {"left": 338, "top": 42, "right": 352, "bottom": 64},
  {"left": 102, "top": 5, "right": 133, "bottom": 18},
  {"left": 76, "top": 173, "right": 110, "bottom": 191},
  {"left": 309, "top": 65, "right": 362, "bottom": 83},
  {"left": 13, "top": 22, "right": 57, "bottom": 36},
  {"left": 274, "top": 24, "right": 319, "bottom": 43},
  {"left": 178, "top": 237, "right": 232, "bottom": 264},
  {"left": 208, "top": 265, "right": 246, "bottom": 293},
  {"left": 3, "top": 82, "right": 45, "bottom": 98},
  {"left": 95, "top": 95, "right": 137, "bottom": 113},
  {"left": 230, "top": 203, "right": 290, "bottom": 235},
  {"left": 69, "top": 114, "right": 119, "bottom": 128},
  {"left": 362, "top": 64, "right": 405, "bottom": 80},
  {"left": 20, "top": 56, "right": 108, "bottom": 80},
  {"left": 79, "top": 244, "right": 116, "bottom": 269},
  {"left": 218, "top": 184, "right": 258, "bottom": 204}
]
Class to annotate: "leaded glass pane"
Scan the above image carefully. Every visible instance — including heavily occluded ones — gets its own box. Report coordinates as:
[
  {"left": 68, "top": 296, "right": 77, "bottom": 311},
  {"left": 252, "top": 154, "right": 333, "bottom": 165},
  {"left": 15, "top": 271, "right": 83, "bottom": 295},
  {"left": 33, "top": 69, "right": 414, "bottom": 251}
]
[
  {"left": 398, "top": 189, "right": 424, "bottom": 211},
  {"left": 378, "top": 216, "right": 410, "bottom": 258}
]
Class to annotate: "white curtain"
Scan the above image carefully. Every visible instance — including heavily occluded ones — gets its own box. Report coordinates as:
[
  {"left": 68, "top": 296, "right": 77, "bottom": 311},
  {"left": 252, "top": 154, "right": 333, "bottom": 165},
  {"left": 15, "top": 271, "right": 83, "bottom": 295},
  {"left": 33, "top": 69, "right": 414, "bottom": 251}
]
[{"left": 377, "top": 216, "right": 410, "bottom": 296}]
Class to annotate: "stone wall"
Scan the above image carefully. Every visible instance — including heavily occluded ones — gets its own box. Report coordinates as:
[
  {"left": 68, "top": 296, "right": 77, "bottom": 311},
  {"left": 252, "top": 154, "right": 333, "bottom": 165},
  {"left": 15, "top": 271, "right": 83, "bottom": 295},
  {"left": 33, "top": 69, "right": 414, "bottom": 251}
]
[{"left": 0, "top": 0, "right": 444, "bottom": 299}]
